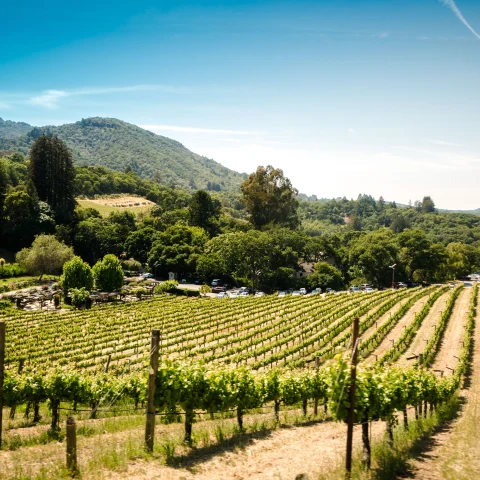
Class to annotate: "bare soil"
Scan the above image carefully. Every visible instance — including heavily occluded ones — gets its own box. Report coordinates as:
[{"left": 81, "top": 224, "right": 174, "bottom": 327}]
[
  {"left": 397, "top": 290, "right": 452, "bottom": 366},
  {"left": 405, "top": 305, "right": 480, "bottom": 479},
  {"left": 363, "top": 294, "right": 431, "bottom": 364},
  {"left": 429, "top": 288, "right": 472, "bottom": 375}
]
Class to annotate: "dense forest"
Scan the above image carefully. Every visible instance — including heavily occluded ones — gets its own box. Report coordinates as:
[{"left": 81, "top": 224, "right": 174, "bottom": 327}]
[
  {"left": 0, "top": 117, "right": 246, "bottom": 191},
  {"left": 1, "top": 132, "right": 480, "bottom": 292}
]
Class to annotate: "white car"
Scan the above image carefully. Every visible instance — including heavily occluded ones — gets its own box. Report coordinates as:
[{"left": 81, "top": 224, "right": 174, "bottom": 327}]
[
  {"left": 255, "top": 291, "right": 265, "bottom": 297},
  {"left": 364, "top": 287, "right": 374, "bottom": 293},
  {"left": 278, "top": 291, "right": 287, "bottom": 298},
  {"left": 239, "top": 291, "right": 250, "bottom": 297},
  {"left": 228, "top": 291, "right": 239, "bottom": 298},
  {"left": 292, "top": 290, "right": 302, "bottom": 296},
  {"left": 299, "top": 288, "right": 307, "bottom": 295},
  {"left": 216, "top": 292, "right": 228, "bottom": 298}
]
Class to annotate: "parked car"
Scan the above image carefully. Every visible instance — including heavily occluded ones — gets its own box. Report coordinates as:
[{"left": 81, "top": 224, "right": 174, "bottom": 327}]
[
  {"left": 255, "top": 291, "right": 265, "bottom": 297},
  {"left": 326, "top": 288, "right": 335, "bottom": 293},
  {"left": 211, "top": 279, "right": 222, "bottom": 287},
  {"left": 299, "top": 288, "right": 307, "bottom": 295},
  {"left": 311, "top": 288, "right": 321, "bottom": 295},
  {"left": 464, "top": 282, "right": 473, "bottom": 287},
  {"left": 216, "top": 292, "right": 228, "bottom": 298},
  {"left": 228, "top": 291, "right": 239, "bottom": 298},
  {"left": 364, "top": 287, "right": 374, "bottom": 293},
  {"left": 239, "top": 291, "right": 250, "bottom": 297},
  {"left": 142, "top": 273, "right": 154, "bottom": 278},
  {"left": 238, "top": 286, "right": 249, "bottom": 294},
  {"left": 292, "top": 290, "right": 302, "bottom": 296},
  {"left": 278, "top": 291, "right": 287, "bottom": 298},
  {"left": 212, "top": 286, "right": 226, "bottom": 293},
  {"left": 350, "top": 286, "right": 360, "bottom": 293},
  {"left": 193, "top": 279, "right": 202, "bottom": 285}
]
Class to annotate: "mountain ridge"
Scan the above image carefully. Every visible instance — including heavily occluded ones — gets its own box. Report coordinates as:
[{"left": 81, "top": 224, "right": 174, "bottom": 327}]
[{"left": 0, "top": 117, "right": 246, "bottom": 192}]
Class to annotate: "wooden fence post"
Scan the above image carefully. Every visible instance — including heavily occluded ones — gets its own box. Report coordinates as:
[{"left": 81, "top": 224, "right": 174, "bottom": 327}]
[
  {"left": 145, "top": 329, "right": 160, "bottom": 453},
  {"left": 66, "top": 416, "right": 78, "bottom": 475},
  {"left": 104, "top": 354, "right": 111, "bottom": 374},
  {"left": 314, "top": 357, "right": 320, "bottom": 416},
  {"left": 0, "top": 322, "right": 4, "bottom": 449},
  {"left": 9, "top": 359, "right": 25, "bottom": 419},
  {"left": 345, "top": 317, "right": 360, "bottom": 478}
]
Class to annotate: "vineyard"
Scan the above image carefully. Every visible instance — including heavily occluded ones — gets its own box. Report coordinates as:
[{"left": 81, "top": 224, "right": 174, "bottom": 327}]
[{"left": 0, "top": 283, "right": 477, "bottom": 479}]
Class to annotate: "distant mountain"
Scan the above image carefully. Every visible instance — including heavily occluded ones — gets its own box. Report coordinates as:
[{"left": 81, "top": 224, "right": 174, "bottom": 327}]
[
  {"left": 0, "top": 117, "right": 246, "bottom": 192},
  {"left": 0, "top": 118, "right": 33, "bottom": 139}
]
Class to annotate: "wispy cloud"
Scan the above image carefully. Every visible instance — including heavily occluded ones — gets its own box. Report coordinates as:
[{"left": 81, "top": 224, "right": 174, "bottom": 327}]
[
  {"left": 141, "top": 124, "right": 262, "bottom": 135},
  {"left": 28, "top": 84, "right": 188, "bottom": 109},
  {"left": 440, "top": 0, "right": 480, "bottom": 41},
  {"left": 371, "top": 32, "right": 389, "bottom": 39}
]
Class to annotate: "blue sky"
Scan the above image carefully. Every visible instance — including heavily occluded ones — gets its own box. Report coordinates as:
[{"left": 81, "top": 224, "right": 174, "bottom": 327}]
[{"left": 1, "top": 0, "right": 480, "bottom": 209}]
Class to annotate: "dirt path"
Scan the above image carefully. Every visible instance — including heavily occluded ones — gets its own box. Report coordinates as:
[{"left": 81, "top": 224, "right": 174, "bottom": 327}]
[
  {"left": 106, "top": 420, "right": 386, "bottom": 480},
  {"left": 363, "top": 294, "right": 431, "bottom": 364},
  {"left": 429, "top": 288, "right": 472, "bottom": 375},
  {"left": 405, "top": 305, "right": 480, "bottom": 479},
  {"left": 397, "top": 290, "right": 453, "bottom": 367}
]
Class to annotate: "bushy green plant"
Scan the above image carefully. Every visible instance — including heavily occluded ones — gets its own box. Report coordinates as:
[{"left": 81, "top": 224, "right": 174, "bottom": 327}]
[
  {"left": 92, "top": 254, "right": 124, "bottom": 292},
  {"left": 154, "top": 280, "right": 178, "bottom": 294},
  {"left": 70, "top": 288, "right": 90, "bottom": 308},
  {"left": 60, "top": 256, "right": 93, "bottom": 292},
  {"left": 0, "top": 263, "right": 27, "bottom": 279},
  {"left": 199, "top": 284, "right": 212, "bottom": 296},
  {"left": 121, "top": 257, "right": 142, "bottom": 272},
  {"left": 134, "top": 287, "right": 148, "bottom": 299}
]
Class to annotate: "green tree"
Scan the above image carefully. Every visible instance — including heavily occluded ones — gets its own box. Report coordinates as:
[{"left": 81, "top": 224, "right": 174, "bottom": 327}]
[
  {"left": 124, "top": 227, "right": 158, "bottom": 263},
  {"left": 397, "top": 229, "right": 435, "bottom": 280},
  {"left": 421, "top": 196, "right": 435, "bottom": 213},
  {"left": 16, "top": 234, "right": 74, "bottom": 280},
  {"left": 241, "top": 165, "right": 299, "bottom": 229},
  {"left": 148, "top": 224, "right": 208, "bottom": 278},
  {"left": 348, "top": 229, "right": 398, "bottom": 286},
  {"left": 196, "top": 252, "right": 226, "bottom": 280},
  {"left": 188, "top": 190, "right": 221, "bottom": 236},
  {"left": 306, "top": 262, "right": 345, "bottom": 291},
  {"left": 92, "top": 254, "right": 124, "bottom": 292},
  {"left": 29, "top": 134, "right": 76, "bottom": 223},
  {"left": 60, "top": 256, "right": 94, "bottom": 291}
]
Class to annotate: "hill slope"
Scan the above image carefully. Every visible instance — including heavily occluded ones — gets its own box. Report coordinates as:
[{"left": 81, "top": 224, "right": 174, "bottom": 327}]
[
  {"left": 0, "top": 117, "right": 246, "bottom": 191},
  {"left": 0, "top": 118, "right": 33, "bottom": 139}
]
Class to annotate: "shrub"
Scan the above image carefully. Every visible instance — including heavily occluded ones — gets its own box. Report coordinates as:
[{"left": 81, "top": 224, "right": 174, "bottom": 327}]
[
  {"left": 70, "top": 288, "right": 90, "bottom": 308},
  {"left": 53, "top": 294, "right": 61, "bottom": 308},
  {"left": 134, "top": 287, "right": 148, "bottom": 299},
  {"left": 154, "top": 280, "right": 178, "bottom": 295},
  {"left": 92, "top": 254, "right": 124, "bottom": 292},
  {"left": 0, "top": 263, "right": 27, "bottom": 279},
  {"left": 199, "top": 285, "right": 212, "bottom": 297},
  {"left": 61, "top": 256, "right": 94, "bottom": 292},
  {"left": 121, "top": 258, "right": 142, "bottom": 272}
]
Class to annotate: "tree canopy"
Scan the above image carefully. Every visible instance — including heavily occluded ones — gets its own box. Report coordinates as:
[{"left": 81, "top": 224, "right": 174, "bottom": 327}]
[
  {"left": 241, "top": 165, "right": 299, "bottom": 229},
  {"left": 16, "top": 235, "right": 74, "bottom": 280}
]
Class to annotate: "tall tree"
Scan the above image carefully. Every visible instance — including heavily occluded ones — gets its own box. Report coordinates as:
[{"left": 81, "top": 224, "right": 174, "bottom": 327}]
[
  {"left": 421, "top": 196, "right": 436, "bottom": 213},
  {"left": 241, "top": 165, "right": 299, "bottom": 229},
  {"left": 29, "top": 134, "right": 76, "bottom": 223},
  {"left": 188, "top": 190, "right": 221, "bottom": 235},
  {"left": 16, "top": 234, "right": 74, "bottom": 280}
]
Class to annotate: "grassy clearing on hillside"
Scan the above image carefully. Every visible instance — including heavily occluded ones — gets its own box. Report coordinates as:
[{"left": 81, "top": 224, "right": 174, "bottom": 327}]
[{"left": 77, "top": 195, "right": 154, "bottom": 217}]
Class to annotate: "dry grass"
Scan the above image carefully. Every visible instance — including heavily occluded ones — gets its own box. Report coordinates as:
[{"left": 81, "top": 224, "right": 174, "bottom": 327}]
[{"left": 77, "top": 196, "right": 155, "bottom": 217}]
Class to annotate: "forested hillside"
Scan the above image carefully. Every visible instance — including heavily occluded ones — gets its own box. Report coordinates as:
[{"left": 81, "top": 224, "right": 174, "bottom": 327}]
[
  {"left": 0, "top": 117, "right": 246, "bottom": 191},
  {"left": 0, "top": 118, "right": 33, "bottom": 139}
]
